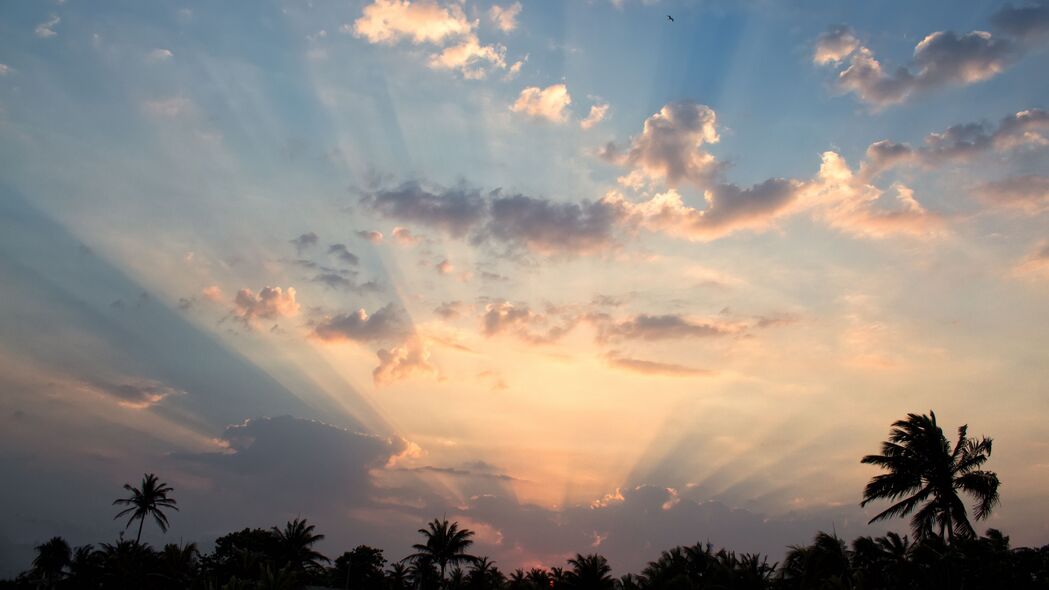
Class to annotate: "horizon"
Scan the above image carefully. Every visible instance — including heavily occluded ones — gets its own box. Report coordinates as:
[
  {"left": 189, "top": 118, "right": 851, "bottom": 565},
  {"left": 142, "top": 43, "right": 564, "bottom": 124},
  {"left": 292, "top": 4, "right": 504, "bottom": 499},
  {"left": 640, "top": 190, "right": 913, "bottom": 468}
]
[{"left": 1, "top": 0, "right": 1048, "bottom": 579}]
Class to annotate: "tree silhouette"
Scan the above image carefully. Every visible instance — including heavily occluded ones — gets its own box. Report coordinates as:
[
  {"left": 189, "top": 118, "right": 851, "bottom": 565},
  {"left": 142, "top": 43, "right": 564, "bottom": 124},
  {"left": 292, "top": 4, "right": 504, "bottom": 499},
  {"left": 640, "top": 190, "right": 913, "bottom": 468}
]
[
  {"left": 272, "top": 517, "right": 329, "bottom": 575},
  {"left": 565, "top": 554, "right": 614, "bottom": 590},
  {"left": 860, "top": 411, "right": 1000, "bottom": 542},
  {"left": 30, "top": 536, "right": 70, "bottom": 589},
  {"left": 408, "top": 518, "right": 477, "bottom": 580},
  {"left": 112, "top": 473, "right": 178, "bottom": 544}
]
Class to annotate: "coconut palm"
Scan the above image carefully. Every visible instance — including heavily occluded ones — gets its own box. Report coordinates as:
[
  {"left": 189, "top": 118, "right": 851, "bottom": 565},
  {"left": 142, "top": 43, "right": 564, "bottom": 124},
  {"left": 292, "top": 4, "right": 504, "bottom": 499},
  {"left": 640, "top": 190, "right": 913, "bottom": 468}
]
[
  {"left": 31, "top": 536, "right": 71, "bottom": 589},
  {"left": 408, "top": 519, "right": 477, "bottom": 580},
  {"left": 112, "top": 473, "right": 178, "bottom": 544},
  {"left": 271, "top": 518, "right": 329, "bottom": 574},
  {"left": 565, "top": 554, "right": 614, "bottom": 590},
  {"left": 860, "top": 411, "right": 1000, "bottom": 542}
]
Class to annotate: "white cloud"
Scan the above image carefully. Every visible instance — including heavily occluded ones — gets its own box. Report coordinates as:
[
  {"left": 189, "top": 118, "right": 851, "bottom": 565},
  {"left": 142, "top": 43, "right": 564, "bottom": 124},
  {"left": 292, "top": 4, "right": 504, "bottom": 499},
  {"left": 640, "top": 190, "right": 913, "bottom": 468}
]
[
  {"left": 350, "top": 0, "right": 473, "bottom": 44},
  {"left": 428, "top": 34, "right": 507, "bottom": 79},
  {"left": 510, "top": 83, "right": 572, "bottom": 123},
  {"left": 489, "top": 2, "right": 522, "bottom": 33},
  {"left": 35, "top": 14, "right": 60, "bottom": 38},
  {"left": 580, "top": 103, "right": 610, "bottom": 130},
  {"left": 146, "top": 48, "right": 174, "bottom": 62}
]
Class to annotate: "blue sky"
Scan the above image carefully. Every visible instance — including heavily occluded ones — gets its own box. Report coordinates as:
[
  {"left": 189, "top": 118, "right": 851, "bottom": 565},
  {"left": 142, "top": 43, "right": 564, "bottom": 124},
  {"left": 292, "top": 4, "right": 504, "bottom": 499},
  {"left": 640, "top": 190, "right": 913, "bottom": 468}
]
[{"left": 1, "top": 0, "right": 1048, "bottom": 576}]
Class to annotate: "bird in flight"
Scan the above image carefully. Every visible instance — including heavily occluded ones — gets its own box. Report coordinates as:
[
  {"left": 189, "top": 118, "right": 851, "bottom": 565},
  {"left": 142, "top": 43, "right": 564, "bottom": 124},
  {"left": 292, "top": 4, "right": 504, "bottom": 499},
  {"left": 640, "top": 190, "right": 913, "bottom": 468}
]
[{"left": 667, "top": 15, "right": 675, "bottom": 22}]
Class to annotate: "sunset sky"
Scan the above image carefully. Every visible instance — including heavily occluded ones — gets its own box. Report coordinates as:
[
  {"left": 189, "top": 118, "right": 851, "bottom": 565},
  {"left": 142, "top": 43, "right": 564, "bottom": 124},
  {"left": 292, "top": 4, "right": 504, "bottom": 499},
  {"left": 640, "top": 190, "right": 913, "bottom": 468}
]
[{"left": 1, "top": 0, "right": 1048, "bottom": 576}]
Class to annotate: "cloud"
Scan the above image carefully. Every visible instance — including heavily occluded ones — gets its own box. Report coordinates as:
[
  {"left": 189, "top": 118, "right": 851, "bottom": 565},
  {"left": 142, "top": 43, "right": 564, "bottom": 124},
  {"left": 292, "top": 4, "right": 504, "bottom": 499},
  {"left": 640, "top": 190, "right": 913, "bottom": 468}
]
[
  {"left": 807, "top": 152, "right": 943, "bottom": 238},
  {"left": 484, "top": 192, "right": 630, "bottom": 255},
  {"left": 202, "top": 285, "right": 224, "bottom": 302},
  {"left": 0, "top": 64, "right": 10, "bottom": 76},
  {"left": 510, "top": 84, "right": 572, "bottom": 123},
  {"left": 600, "top": 101, "right": 721, "bottom": 189},
  {"left": 481, "top": 301, "right": 578, "bottom": 344},
  {"left": 428, "top": 34, "right": 507, "bottom": 79},
  {"left": 603, "top": 352, "right": 713, "bottom": 377},
  {"left": 1014, "top": 240, "right": 1049, "bottom": 279},
  {"left": 356, "top": 230, "right": 384, "bottom": 243},
  {"left": 815, "top": 25, "right": 1020, "bottom": 107},
  {"left": 991, "top": 2, "right": 1049, "bottom": 43},
  {"left": 434, "top": 300, "right": 465, "bottom": 319},
  {"left": 435, "top": 259, "right": 455, "bottom": 275},
  {"left": 35, "top": 14, "right": 60, "bottom": 38},
  {"left": 146, "top": 48, "right": 174, "bottom": 62},
  {"left": 313, "top": 303, "right": 408, "bottom": 343},
  {"left": 813, "top": 25, "right": 861, "bottom": 65},
  {"left": 232, "top": 287, "right": 300, "bottom": 325},
  {"left": 979, "top": 175, "right": 1049, "bottom": 212},
  {"left": 392, "top": 226, "right": 421, "bottom": 245},
  {"left": 489, "top": 2, "right": 522, "bottom": 33},
  {"left": 361, "top": 183, "right": 486, "bottom": 237},
  {"left": 350, "top": 0, "right": 473, "bottom": 44},
  {"left": 350, "top": 0, "right": 510, "bottom": 79},
  {"left": 373, "top": 337, "right": 438, "bottom": 384},
  {"left": 580, "top": 103, "right": 610, "bottom": 130},
  {"left": 86, "top": 379, "right": 185, "bottom": 410},
  {"left": 595, "top": 313, "right": 737, "bottom": 341},
  {"left": 860, "top": 108, "right": 1049, "bottom": 178},
  {"left": 614, "top": 180, "right": 802, "bottom": 241},
  {"left": 328, "top": 243, "right": 360, "bottom": 265},
  {"left": 290, "top": 232, "right": 319, "bottom": 253}
]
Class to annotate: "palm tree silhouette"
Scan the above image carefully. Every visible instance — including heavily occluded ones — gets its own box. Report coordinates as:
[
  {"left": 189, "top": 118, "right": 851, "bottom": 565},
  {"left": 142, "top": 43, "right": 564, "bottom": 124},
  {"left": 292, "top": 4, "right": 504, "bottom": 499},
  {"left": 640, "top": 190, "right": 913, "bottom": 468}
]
[
  {"left": 272, "top": 518, "right": 330, "bottom": 574},
  {"left": 860, "top": 411, "right": 1000, "bottom": 542},
  {"left": 408, "top": 518, "right": 476, "bottom": 580},
  {"left": 112, "top": 473, "right": 178, "bottom": 544},
  {"left": 565, "top": 554, "right": 614, "bottom": 590},
  {"left": 31, "top": 536, "right": 71, "bottom": 589}
]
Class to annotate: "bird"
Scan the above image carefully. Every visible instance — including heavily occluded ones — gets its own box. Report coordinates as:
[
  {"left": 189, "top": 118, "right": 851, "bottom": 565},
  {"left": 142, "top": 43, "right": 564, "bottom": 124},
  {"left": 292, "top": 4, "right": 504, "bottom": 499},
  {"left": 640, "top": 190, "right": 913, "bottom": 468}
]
[{"left": 667, "top": 15, "right": 675, "bottom": 22}]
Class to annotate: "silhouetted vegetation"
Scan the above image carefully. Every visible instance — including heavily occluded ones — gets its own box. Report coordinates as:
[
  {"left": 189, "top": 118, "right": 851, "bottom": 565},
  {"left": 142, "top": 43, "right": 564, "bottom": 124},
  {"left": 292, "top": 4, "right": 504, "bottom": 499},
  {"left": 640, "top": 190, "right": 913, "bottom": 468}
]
[{"left": 3, "top": 412, "right": 1047, "bottom": 589}]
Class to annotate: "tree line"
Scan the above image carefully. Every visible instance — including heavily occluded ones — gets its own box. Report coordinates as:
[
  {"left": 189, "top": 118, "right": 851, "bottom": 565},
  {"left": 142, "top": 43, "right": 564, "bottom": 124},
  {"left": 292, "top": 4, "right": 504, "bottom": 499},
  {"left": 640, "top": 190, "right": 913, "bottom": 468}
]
[{"left": 3, "top": 411, "right": 1047, "bottom": 589}]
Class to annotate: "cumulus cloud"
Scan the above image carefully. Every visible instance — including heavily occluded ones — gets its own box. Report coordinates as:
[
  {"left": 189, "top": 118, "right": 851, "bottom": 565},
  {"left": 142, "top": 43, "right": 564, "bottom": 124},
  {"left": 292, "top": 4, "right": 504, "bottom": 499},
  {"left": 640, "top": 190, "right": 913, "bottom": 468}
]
[
  {"left": 489, "top": 2, "right": 522, "bottom": 33},
  {"left": 429, "top": 34, "right": 507, "bottom": 79},
  {"left": 232, "top": 287, "right": 300, "bottom": 326},
  {"left": 201, "top": 285, "right": 224, "bottom": 302},
  {"left": 991, "top": 2, "right": 1049, "bottom": 43},
  {"left": 313, "top": 303, "right": 408, "bottom": 343},
  {"left": 35, "top": 14, "right": 60, "bottom": 38},
  {"left": 351, "top": 0, "right": 473, "bottom": 44},
  {"left": 860, "top": 108, "right": 1049, "bottom": 178},
  {"left": 1014, "top": 240, "right": 1049, "bottom": 279},
  {"left": 481, "top": 301, "right": 578, "bottom": 344},
  {"left": 374, "top": 337, "right": 438, "bottom": 384},
  {"left": 290, "top": 232, "right": 319, "bottom": 253},
  {"left": 807, "top": 152, "right": 943, "bottom": 238},
  {"left": 580, "top": 103, "right": 610, "bottom": 130},
  {"left": 350, "top": 0, "right": 512, "bottom": 79},
  {"left": 392, "top": 226, "right": 421, "bottom": 245},
  {"left": 613, "top": 180, "right": 802, "bottom": 241},
  {"left": 600, "top": 101, "right": 722, "bottom": 189},
  {"left": 484, "top": 193, "right": 630, "bottom": 255},
  {"left": 603, "top": 352, "right": 713, "bottom": 377},
  {"left": 979, "top": 175, "right": 1049, "bottom": 212},
  {"left": 0, "top": 64, "right": 10, "bottom": 76},
  {"left": 510, "top": 84, "right": 572, "bottom": 123},
  {"left": 815, "top": 24, "right": 1022, "bottom": 107},
  {"left": 362, "top": 183, "right": 486, "bottom": 237}
]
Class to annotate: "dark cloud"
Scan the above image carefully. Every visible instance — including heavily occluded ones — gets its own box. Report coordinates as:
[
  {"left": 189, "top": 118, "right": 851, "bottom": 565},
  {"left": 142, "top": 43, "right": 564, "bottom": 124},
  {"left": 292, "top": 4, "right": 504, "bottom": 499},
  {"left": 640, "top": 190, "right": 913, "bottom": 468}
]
[
  {"left": 356, "top": 230, "right": 384, "bottom": 243},
  {"left": 88, "top": 379, "right": 185, "bottom": 409},
  {"left": 816, "top": 25, "right": 1022, "bottom": 106},
  {"left": 991, "top": 1, "right": 1049, "bottom": 42},
  {"left": 328, "top": 243, "right": 360, "bottom": 266},
  {"left": 290, "top": 232, "right": 319, "bottom": 253},
  {"left": 313, "top": 303, "right": 408, "bottom": 343},
  {"left": 481, "top": 301, "right": 578, "bottom": 344},
  {"left": 434, "top": 300, "right": 466, "bottom": 319},
  {"left": 361, "top": 182, "right": 485, "bottom": 237},
  {"left": 483, "top": 193, "right": 629, "bottom": 255},
  {"left": 979, "top": 175, "right": 1049, "bottom": 211}
]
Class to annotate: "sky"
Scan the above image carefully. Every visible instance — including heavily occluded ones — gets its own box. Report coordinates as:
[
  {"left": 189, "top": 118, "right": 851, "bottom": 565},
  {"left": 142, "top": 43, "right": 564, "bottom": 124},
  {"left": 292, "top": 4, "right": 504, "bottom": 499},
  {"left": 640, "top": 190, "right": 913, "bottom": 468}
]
[{"left": 1, "top": 0, "right": 1048, "bottom": 577}]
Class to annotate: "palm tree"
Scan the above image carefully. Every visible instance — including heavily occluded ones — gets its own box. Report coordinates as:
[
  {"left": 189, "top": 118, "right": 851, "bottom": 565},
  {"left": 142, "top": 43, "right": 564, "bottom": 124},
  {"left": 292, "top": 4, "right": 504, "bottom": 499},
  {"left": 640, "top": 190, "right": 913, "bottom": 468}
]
[
  {"left": 860, "top": 411, "right": 1000, "bottom": 542},
  {"left": 408, "top": 518, "right": 477, "bottom": 580},
  {"left": 565, "top": 554, "right": 614, "bottom": 590},
  {"left": 31, "top": 536, "right": 71, "bottom": 589},
  {"left": 112, "top": 473, "right": 178, "bottom": 544},
  {"left": 272, "top": 518, "right": 329, "bottom": 574}
]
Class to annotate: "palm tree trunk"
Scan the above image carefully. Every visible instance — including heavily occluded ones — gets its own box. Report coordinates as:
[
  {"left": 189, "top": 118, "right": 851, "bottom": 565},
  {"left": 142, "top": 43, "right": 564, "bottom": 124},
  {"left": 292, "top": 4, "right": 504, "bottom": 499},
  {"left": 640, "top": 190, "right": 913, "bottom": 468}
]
[
  {"left": 136, "top": 516, "right": 145, "bottom": 544},
  {"left": 946, "top": 515, "right": 954, "bottom": 545}
]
